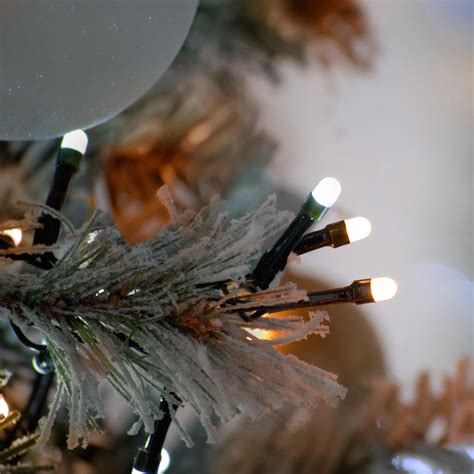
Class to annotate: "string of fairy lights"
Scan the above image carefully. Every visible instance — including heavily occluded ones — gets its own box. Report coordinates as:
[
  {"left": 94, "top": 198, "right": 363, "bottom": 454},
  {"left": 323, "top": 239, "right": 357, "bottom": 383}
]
[
  {"left": 239, "top": 178, "right": 397, "bottom": 321},
  {"left": 0, "top": 130, "right": 88, "bottom": 456},
  {"left": 0, "top": 129, "right": 397, "bottom": 473}
]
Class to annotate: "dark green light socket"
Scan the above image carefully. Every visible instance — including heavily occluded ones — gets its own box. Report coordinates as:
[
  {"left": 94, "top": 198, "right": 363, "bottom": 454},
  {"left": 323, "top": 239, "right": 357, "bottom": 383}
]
[{"left": 301, "top": 193, "right": 329, "bottom": 221}]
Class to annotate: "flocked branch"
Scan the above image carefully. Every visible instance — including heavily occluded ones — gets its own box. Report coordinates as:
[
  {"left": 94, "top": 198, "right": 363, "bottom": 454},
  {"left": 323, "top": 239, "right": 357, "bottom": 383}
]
[{"left": 0, "top": 188, "right": 346, "bottom": 449}]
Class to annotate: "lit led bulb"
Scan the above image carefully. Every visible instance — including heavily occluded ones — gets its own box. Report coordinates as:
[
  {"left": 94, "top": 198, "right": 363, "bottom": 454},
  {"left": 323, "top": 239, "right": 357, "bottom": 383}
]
[
  {"left": 159, "top": 449, "right": 171, "bottom": 473},
  {"left": 370, "top": 277, "right": 398, "bottom": 302},
  {"left": 245, "top": 328, "right": 274, "bottom": 341},
  {"left": 311, "top": 177, "right": 341, "bottom": 208},
  {"left": 344, "top": 217, "right": 372, "bottom": 243},
  {"left": 0, "top": 395, "right": 9, "bottom": 419},
  {"left": 1, "top": 228, "right": 22, "bottom": 246},
  {"left": 61, "top": 129, "right": 88, "bottom": 154}
]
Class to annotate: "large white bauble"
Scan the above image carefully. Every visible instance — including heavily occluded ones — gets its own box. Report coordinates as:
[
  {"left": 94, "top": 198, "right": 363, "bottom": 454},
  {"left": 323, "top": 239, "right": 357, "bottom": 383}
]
[{"left": 0, "top": 0, "right": 198, "bottom": 141}]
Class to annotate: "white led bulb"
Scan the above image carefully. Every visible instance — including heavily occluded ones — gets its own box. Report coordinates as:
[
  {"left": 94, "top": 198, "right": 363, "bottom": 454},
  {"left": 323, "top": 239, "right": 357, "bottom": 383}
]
[
  {"left": 311, "top": 177, "right": 341, "bottom": 208},
  {"left": 61, "top": 129, "right": 88, "bottom": 154}
]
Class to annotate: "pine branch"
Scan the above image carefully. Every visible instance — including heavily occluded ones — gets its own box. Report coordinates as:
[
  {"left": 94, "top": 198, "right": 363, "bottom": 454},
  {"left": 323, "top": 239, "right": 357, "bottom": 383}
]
[
  {"left": 0, "top": 383, "right": 54, "bottom": 473},
  {"left": 0, "top": 190, "right": 346, "bottom": 449},
  {"left": 0, "top": 463, "right": 54, "bottom": 474},
  {"left": 0, "top": 435, "right": 39, "bottom": 464}
]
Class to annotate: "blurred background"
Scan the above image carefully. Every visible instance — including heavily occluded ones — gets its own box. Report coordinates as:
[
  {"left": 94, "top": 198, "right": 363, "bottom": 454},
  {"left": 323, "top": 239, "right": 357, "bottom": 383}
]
[{"left": 252, "top": 0, "right": 473, "bottom": 394}]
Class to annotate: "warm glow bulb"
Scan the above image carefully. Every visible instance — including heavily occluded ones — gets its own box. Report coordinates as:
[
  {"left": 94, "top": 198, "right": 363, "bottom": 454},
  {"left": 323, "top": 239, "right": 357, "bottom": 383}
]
[
  {"left": 61, "top": 129, "right": 88, "bottom": 154},
  {"left": 0, "top": 396, "right": 9, "bottom": 419},
  {"left": 311, "top": 177, "right": 341, "bottom": 208},
  {"left": 2, "top": 228, "right": 22, "bottom": 246},
  {"left": 344, "top": 217, "right": 372, "bottom": 243},
  {"left": 370, "top": 277, "right": 398, "bottom": 302},
  {"left": 245, "top": 328, "right": 274, "bottom": 341}
]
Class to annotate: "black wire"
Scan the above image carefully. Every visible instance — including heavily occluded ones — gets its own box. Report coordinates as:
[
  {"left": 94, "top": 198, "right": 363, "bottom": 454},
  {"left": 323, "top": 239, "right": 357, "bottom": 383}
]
[
  {"left": 133, "top": 398, "right": 179, "bottom": 474},
  {"left": 1, "top": 251, "right": 53, "bottom": 270},
  {"left": 9, "top": 321, "right": 47, "bottom": 352},
  {"left": 7, "top": 137, "right": 84, "bottom": 444},
  {"left": 22, "top": 371, "right": 54, "bottom": 434},
  {"left": 8, "top": 142, "right": 82, "bottom": 347}
]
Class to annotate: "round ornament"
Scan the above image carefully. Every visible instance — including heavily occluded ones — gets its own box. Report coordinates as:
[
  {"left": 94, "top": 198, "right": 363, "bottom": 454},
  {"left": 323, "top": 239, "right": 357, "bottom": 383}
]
[{"left": 0, "top": 0, "right": 197, "bottom": 141}]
